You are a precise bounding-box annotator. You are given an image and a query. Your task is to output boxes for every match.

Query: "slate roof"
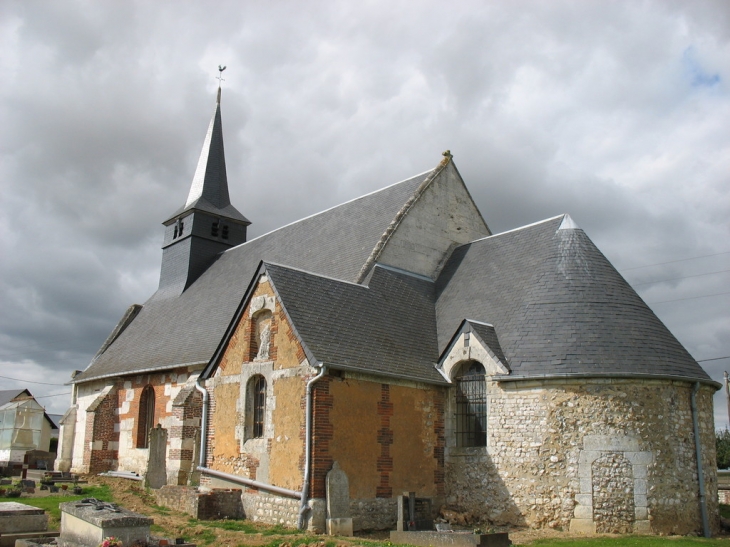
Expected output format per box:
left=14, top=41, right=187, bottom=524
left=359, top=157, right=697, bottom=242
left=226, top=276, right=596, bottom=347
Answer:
left=74, top=170, right=433, bottom=383
left=167, top=91, right=249, bottom=224
left=435, top=215, right=712, bottom=382
left=264, top=263, right=444, bottom=384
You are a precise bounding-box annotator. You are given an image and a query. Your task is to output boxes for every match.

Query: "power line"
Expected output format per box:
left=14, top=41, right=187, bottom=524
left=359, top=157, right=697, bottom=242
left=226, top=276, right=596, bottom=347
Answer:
left=35, top=392, right=71, bottom=399
left=0, top=375, right=65, bottom=386
left=649, top=291, right=730, bottom=305
left=632, top=268, right=730, bottom=288
left=620, top=251, right=730, bottom=272
left=697, top=356, right=730, bottom=363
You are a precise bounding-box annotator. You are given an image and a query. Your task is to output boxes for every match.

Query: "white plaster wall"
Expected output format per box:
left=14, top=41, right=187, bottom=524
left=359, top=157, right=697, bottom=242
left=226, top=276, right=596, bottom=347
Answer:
left=377, top=162, right=490, bottom=280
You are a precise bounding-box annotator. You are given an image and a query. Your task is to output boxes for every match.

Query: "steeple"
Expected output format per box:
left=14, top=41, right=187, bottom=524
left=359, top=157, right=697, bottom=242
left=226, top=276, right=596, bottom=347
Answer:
left=156, top=87, right=251, bottom=299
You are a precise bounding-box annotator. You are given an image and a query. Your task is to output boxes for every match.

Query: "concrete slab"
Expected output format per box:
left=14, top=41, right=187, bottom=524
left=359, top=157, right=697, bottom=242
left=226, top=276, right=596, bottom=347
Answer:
left=390, top=531, right=510, bottom=547
left=0, top=502, right=48, bottom=534
left=59, top=501, right=152, bottom=547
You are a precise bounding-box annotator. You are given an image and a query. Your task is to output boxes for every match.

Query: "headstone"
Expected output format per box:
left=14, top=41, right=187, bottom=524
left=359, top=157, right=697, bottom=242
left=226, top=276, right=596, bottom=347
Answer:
left=397, top=492, right=433, bottom=531
left=146, top=424, right=168, bottom=489
left=59, top=500, right=152, bottom=547
left=325, top=461, right=353, bottom=536
left=0, top=502, right=48, bottom=535
left=0, top=502, right=58, bottom=547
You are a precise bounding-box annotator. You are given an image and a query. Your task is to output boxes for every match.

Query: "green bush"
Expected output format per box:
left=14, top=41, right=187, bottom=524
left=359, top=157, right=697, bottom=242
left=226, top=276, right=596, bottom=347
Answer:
left=717, top=429, right=730, bottom=469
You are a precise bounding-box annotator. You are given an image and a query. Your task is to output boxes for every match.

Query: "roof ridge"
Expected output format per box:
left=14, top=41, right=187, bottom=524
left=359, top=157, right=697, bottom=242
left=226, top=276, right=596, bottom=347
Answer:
left=264, top=261, right=369, bottom=289
left=463, top=214, right=566, bottom=246
left=221, top=168, right=436, bottom=254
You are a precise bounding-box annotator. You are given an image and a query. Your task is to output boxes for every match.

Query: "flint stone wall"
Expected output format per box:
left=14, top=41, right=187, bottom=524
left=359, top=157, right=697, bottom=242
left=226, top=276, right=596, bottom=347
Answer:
left=445, top=378, right=719, bottom=536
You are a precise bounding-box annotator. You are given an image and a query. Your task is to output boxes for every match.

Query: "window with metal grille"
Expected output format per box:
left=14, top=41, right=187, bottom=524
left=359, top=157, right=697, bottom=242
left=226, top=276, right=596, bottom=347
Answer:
left=252, top=376, right=266, bottom=438
left=454, top=361, right=486, bottom=447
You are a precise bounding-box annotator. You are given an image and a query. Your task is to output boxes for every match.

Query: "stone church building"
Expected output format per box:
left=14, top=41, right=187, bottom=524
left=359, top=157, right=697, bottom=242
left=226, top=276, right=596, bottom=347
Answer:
left=57, top=88, right=720, bottom=536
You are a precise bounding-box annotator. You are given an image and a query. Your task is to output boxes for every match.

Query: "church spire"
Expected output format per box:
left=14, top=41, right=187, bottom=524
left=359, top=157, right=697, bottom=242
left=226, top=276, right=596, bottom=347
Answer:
left=156, top=84, right=250, bottom=300
left=172, top=86, right=249, bottom=223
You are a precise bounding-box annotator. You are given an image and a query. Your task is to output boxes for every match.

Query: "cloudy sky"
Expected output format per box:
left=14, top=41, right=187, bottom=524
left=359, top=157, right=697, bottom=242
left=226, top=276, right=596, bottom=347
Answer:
left=1, top=1, right=728, bottom=425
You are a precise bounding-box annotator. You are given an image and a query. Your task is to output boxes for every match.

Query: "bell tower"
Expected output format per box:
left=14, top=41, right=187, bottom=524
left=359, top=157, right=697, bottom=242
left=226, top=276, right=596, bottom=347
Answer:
left=156, top=87, right=250, bottom=299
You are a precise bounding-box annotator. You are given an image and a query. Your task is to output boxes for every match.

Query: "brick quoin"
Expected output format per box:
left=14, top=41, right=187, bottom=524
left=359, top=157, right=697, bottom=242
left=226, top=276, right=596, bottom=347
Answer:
left=376, top=384, right=393, bottom=498
left=310, top=376, right=334, bottom=499
left=87, top=385, right=121, bottom=473
left=433, top=389, right=446, bottom=496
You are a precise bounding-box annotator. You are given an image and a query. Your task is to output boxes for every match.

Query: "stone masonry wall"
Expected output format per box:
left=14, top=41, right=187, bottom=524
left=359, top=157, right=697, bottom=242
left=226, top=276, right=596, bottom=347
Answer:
left=444, top=378, right=719, bottom=536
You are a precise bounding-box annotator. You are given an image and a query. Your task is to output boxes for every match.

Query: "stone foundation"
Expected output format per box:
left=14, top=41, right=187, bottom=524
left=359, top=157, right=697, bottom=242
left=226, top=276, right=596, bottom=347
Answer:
left=153, top=486, right=243, bottom=520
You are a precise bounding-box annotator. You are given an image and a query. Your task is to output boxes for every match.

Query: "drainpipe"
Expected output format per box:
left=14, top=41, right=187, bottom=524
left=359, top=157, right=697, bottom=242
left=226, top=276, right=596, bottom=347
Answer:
left=691, top=381, right=710, bottom=538
left=194, top=376, right=209, bottom=467
left=297, top=364, right=328, bottom=530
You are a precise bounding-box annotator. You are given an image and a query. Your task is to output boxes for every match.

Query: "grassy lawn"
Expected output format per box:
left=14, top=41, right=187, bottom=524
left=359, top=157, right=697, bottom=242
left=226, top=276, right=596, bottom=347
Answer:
left=525, top=539, right=730, bottom=546
left=3, top=484, right=730, bottom=547
left=0, top=485, right=113, bottom=528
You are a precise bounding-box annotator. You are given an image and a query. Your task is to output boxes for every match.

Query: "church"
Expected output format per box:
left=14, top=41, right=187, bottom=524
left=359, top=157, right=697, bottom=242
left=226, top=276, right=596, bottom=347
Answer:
left=57, top=87, right=720, bottom=536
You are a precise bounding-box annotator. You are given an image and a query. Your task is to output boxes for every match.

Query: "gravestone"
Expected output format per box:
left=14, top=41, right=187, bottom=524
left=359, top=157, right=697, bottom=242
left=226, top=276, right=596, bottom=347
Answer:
left=325, top=461, right=353, bottom=536
left=59, top=499, right=152, bottom=547
left=146, top=424, right=168, bottom=489
left=0, top=502, right=58, bottom=547
left=397, top=492, right=433, bottom=531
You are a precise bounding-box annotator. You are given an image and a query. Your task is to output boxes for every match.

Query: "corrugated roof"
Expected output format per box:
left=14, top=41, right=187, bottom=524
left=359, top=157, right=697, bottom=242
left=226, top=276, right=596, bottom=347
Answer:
left=435, top=215, right=712, bottom=382
left=74, top=170, right=433, bottom=383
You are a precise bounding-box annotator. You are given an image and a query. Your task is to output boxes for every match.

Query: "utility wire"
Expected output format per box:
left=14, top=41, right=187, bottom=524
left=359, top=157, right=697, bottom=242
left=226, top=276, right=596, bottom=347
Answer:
left=0, top=375, right=65, bottom=386
left=632, top=268, right=730, bottom=288
left=697, top=356, right=730, bottom=363
left=648, top=291, right=730, bottom=305
left=35, top=392, right=71, bottom=399
left=620, top=251, right=730, bottom=272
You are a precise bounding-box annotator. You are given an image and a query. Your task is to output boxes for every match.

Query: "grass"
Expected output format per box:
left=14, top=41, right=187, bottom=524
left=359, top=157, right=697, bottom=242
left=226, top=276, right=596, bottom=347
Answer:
left=0, top=485, right=113, bottom=528
left=525, top=539, right=730, bottom=546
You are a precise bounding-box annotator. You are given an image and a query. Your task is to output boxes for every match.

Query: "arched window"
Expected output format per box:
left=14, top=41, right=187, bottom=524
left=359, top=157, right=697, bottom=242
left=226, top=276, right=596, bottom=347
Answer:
left=136, top=385, right=155, bottom=448
left=454, top=361, right=486, bottom=447
left=251, top=376, right=266, bottom=438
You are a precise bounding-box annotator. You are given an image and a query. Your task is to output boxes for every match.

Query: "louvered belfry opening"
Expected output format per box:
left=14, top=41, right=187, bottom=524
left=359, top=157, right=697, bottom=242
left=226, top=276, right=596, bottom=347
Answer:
left=455, top=361, right=486, bottom=447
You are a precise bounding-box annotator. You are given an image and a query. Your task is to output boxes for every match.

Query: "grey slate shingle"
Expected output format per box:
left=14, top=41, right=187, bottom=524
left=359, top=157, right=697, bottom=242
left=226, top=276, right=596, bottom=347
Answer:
left=74, top=171, right=433, bottom=383
left=435, top=216, right=711, bottom=381
left=265, top=263, right=443, bottom=384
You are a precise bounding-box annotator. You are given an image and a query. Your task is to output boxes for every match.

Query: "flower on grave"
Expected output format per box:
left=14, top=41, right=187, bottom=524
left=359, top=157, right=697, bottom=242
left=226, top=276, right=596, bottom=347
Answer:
left=99, top=536, right=123, bottom=547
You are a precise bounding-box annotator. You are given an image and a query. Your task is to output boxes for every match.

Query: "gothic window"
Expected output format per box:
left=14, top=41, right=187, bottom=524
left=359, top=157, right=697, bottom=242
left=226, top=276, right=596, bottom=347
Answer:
left=136, top=385, right=156, bottom=449
left=249, top=375, right=266, bottom=439
left=454, top=361, right=486, bottom=447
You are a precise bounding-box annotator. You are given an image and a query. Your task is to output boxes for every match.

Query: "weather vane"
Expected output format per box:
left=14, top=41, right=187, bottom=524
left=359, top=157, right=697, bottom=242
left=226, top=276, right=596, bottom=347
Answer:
left=217, top=65, right=227, bottom=86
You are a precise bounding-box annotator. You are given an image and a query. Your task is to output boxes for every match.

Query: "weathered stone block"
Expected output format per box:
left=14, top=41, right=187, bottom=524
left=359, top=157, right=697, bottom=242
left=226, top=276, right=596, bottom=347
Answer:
left=634, top=520, right=652, bottom=534
left=0, top=502, right=48, bottom=534
left=574, top=494, right=592, bottom=506
left=569, top=518, right=596, bottom=534
left=573, top=505, right=593, bottom=520
left=59, top=501, right=152, bottom=547
left=635, top=506, right=648, bottom=520
left=583, top=435, right=640, bottom=452
left=327, top=517, right=353, bottom=536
